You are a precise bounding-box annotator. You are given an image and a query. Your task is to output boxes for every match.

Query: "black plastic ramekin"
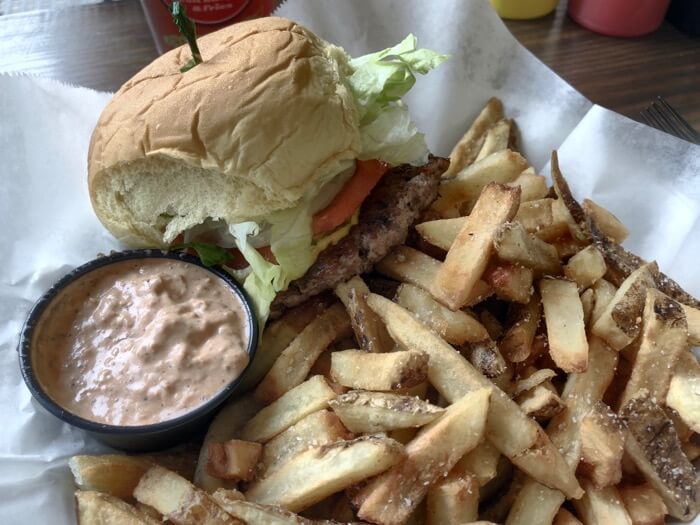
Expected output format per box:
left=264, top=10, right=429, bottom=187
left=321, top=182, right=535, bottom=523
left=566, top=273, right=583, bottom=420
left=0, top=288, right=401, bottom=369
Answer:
left=18, top=249, right=258, bottom=451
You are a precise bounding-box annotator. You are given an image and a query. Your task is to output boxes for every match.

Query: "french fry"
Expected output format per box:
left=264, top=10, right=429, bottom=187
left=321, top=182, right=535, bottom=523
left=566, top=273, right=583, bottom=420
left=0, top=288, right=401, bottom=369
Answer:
left=335, top=276, right=393, bottom=353
left=550, top=151, right=592, bottom=244
left=426, top=473, right=479, bottom=525
left=451, top=440, right=501, bottom=486
left=395, top=284, right=490, bottom=344
left=433, top=183, right=521, bottom=310
left=516, top=382, right=564, bottom=420
left=239, top=297, right=328, bottom=392
left=505, top=337, right=618, bottom=525
left=443, top=97, right=504, bottom=179
left=508, top=170, right=549, bottom=202
left=134, top=466, right=241, bottom=525
left=329, top=348, right=428, bottom=391
left=467, top=339, right=507, bottom=378
left=591, top=278, right=617, bottom=325
left=501, top=295, right=541, bottom=362
left=553, top=508, right=583, bottom=525
left=212, top=490, right=323, bottom=525
left=483, top=261, right=534, bottom=304
left=666, top=351, right=700, bottom=433
left=193, top=395, right=263, bottom=492
left=329, top=390, right=444, bottom=433
left=578, top=402, right=625, bottom=488
left=515, top=198, right=569, bottom=241
left=572, top=479, right=633, bottom=525
left=414, top=217, right=464, bottom=251
left=494, top=222, right=562, bottom=275
left=582, top=198, right=629, bottom=244
left=255, top=304, right=351, bottom=403
left=540, top=278, right=589, bottom=372
left=619, top=289, right=688, bottom=408
left=377, top=245, right=492, bottom=307
left=75, top=490, right=162, bottom=525
left=618, top=483, right=667, bottom=525
left=246, top=436, right=405, bottom=512
left=355, top=388, right=491, bottom=525
left=366, top=293, right=582, bottom=499
left=206, top=439, right=262, bottom=482
left=434, top=150, right=527, bottom=216
left=479, top=310, right=504, bottom=339
left=69, top=455, right=153, bottom=501
left=564, top=245, right=607, bottom=290
left=620, top=394, right=700, bottom=521
left=591, top=262, right=658, bottom=351
left=512, top=368, right=557, bottom=397
left=260, top=409, right=350, bottom=477
left=241, top=376, right=337, bottom=443
left=682, top=303, right=700, bottom=346
left=580, top=287, right=595, bottom=327
left=476, top=119, right=513, bottom=161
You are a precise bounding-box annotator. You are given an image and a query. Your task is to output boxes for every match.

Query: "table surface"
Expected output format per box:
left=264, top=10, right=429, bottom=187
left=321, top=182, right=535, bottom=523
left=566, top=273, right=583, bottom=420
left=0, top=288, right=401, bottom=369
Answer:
left=0, top=0, right=698, bottom=129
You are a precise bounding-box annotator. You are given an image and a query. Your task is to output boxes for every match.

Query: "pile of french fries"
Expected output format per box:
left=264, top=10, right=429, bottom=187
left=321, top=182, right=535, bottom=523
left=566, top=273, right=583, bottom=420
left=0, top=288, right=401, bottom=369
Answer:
left=70, top=98, right=700, bottom=525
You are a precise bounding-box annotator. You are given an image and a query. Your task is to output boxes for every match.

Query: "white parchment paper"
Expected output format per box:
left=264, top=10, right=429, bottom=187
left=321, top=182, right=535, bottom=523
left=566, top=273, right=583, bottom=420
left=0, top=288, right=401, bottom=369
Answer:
left=0, top=1, right=698, bottom=523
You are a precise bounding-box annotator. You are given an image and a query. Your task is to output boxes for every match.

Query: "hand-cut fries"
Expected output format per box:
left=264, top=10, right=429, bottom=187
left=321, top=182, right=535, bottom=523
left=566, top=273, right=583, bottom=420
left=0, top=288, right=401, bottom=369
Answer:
left=67, top=99, right=700, bottom=525
left=76, top=490, right=162, bottom=525
left=572, top=479, right=633, bottom=525
left=433, top=183, right=521, bottom=310
left=483, top=261, right=534, bottom=304
left=564, top=245, right=606, bottom=289
left=500, top=294, right=541, bottom=362
left=621, top=394, right=700, bottom=520
left=395, top=283, right=490, bottom=344
left=619, top=289, right=687, bottom=408
left=329, top=390, right=444, bottom=433
left=366, top=293, right=582, bottom=499
left=508, top=169, right=549, bottom=202
left=329, top=348, right=428, bottom=391
left=255, top=304, right=351, bottom=403
left=246, top=436, right=405, bottom=512
left=241, top=375, right=337, bottom=443
left=443, top=97, right=504, bottom=179
left=582, top=198, right=629, bottom=244
left=134, top=466, right=240, bottom=525
left=426, top=473, right=479, bottom=525
left=591, top=262, right=658, bottom=350
left=206, top=439, right=262, bottom=482
left=494, top=222, right=561, bottom=275
left=666, top=351, right=700, bottom=433
left=355, top=388, right=491, bottom=525
left=539, top=278, right=588, bottom=372
left=578, top=402, right=625, bottom=488
left=259, top=409, right=350, bottom=477
left=335, top=276, right=394, bottom=353
left=618, top=483, right=668, bottom=525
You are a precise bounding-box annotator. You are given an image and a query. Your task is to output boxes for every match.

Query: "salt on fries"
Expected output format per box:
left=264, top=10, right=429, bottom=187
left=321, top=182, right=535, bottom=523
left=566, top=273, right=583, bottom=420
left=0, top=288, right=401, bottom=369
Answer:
left=68, top=98, right=700, bottom=525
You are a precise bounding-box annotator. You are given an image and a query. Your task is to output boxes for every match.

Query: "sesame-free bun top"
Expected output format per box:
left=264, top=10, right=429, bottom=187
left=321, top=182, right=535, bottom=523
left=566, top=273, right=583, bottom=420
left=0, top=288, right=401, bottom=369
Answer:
left=88, top=17, right=360, bottom=247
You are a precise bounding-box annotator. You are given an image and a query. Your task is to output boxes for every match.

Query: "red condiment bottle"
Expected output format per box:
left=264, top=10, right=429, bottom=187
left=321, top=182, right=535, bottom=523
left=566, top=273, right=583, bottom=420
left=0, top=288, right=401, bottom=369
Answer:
left=568, top=0, right=672, bottom=37
left=141, top=0, right=276, bottom=54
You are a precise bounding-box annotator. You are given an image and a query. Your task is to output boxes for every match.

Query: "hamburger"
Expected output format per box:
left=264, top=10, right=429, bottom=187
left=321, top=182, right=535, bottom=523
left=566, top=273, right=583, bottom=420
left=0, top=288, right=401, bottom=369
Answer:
left=88, top=17, right=448, bottom=320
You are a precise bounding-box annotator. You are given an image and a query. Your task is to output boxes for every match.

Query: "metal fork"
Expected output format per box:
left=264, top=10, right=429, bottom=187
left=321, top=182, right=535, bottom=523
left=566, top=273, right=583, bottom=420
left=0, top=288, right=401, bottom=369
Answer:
left=639, top=96, right=700, bottom=145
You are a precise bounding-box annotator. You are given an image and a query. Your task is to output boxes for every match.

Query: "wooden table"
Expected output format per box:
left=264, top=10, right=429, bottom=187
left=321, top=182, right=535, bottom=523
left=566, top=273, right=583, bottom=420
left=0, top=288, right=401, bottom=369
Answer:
left=1, top=0, right=698, bottom=129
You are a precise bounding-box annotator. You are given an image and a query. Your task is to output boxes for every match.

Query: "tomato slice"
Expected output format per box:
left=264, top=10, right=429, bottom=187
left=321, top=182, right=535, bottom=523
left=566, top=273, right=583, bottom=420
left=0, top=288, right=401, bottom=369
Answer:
left=312, top=159, right=389, bottom=237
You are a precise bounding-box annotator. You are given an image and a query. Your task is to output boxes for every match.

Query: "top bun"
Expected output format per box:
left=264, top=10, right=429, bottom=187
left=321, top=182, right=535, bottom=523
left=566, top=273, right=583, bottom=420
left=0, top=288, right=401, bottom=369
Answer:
left=88, top=17, right=360, bottom=247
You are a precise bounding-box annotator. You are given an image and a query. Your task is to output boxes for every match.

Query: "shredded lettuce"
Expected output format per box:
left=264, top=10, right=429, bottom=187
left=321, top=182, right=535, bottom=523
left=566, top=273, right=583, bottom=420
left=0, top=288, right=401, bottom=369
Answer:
left=229, top=35, right=447, bottom=322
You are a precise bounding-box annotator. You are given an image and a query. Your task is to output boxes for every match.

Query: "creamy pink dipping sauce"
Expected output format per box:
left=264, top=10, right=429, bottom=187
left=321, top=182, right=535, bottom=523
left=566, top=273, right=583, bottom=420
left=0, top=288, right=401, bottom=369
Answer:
left=32, top=258, right=250, bottom=426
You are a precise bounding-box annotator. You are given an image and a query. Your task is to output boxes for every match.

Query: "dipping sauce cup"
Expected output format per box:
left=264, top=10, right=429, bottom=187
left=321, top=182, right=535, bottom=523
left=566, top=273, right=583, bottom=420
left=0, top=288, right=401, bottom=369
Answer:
left=18, top=250, right=257, bottom=451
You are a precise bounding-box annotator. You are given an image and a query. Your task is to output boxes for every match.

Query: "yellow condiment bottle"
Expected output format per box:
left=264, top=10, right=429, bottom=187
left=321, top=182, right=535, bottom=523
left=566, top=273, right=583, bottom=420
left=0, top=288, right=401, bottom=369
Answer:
left=490, top=0, right=559, bottom=19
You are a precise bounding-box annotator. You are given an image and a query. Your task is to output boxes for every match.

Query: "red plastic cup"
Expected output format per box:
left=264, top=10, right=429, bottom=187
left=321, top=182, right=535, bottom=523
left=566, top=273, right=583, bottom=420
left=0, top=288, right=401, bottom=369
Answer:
left=141, top=0, right=275, bottom=54
left=568, top=0, right=671, bottom=37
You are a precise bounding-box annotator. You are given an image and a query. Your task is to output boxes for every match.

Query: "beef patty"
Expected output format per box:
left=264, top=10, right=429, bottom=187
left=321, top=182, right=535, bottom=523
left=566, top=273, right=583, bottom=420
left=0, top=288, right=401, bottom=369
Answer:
left=271, top=156, right=449, bottom=316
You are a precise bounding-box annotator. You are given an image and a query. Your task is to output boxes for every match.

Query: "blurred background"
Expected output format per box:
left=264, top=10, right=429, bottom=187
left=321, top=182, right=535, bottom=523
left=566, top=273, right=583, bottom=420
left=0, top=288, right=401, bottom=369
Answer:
left=0, top=0, right=697, bottom=131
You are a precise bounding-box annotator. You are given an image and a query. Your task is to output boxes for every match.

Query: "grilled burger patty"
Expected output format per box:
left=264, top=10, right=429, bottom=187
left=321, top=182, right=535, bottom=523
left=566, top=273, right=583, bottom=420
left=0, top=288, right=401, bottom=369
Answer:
left=271, top=156, right=449, bottom=316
